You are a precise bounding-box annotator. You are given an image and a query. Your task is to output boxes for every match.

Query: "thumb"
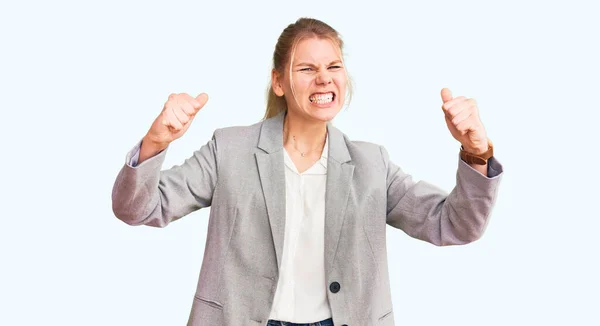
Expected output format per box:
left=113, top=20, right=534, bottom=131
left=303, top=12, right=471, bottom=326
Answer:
left=441, top=88, right=453, bottom=103
left=195, top=93, right=209, bottom=111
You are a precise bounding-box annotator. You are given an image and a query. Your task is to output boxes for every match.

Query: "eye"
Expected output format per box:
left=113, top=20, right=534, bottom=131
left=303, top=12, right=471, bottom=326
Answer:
left=328, top=65, right=343, bottom=70
left=299, top=67, right=313, bottom=71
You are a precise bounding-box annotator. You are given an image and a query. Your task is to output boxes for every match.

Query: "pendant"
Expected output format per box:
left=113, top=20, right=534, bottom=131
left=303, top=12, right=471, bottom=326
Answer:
left=301, top=153, right=305, bottom=157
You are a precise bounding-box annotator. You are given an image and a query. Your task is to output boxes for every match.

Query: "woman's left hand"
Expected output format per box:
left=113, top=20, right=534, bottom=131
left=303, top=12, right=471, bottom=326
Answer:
left=440, top=88, right=489, bottom=154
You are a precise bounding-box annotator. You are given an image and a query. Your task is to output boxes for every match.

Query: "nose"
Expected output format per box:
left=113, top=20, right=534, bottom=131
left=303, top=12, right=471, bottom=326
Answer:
left=316, top=70, right=332, bottom=85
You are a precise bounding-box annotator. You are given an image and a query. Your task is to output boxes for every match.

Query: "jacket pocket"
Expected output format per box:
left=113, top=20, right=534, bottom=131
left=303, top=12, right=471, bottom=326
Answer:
left=378, top=310, right=393, bottom=323
left=188, top=295, right=224, bottom=325
left=194, top=295, right=224, bottom=310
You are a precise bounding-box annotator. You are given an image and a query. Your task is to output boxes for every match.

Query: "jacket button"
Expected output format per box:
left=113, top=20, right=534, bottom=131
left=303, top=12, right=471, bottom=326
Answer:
left=329, top=281, right=340, bottom=293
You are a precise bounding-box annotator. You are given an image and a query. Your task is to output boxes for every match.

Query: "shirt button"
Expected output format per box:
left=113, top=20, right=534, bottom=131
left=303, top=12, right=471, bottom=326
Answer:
left=329, top=281, right=340, bottom=293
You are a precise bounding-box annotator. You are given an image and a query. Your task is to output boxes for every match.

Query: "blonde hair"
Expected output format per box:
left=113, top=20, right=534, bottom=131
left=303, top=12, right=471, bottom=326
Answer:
left=263, top=17, right=353, bottom=120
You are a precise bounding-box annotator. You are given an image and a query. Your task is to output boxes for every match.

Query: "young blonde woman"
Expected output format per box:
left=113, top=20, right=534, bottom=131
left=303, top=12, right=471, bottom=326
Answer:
left=112, top=17, right=503, bottom=326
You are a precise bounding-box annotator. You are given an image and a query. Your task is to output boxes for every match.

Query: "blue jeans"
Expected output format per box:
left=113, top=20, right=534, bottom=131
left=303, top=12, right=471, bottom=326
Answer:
left=266, top=317, right=334, bottom=326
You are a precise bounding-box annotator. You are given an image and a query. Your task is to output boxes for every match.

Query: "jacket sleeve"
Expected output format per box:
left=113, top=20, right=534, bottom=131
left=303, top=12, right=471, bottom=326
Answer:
left=111, top=131, right=220, bottom=228
left=381, top=145, right=503, bottom=246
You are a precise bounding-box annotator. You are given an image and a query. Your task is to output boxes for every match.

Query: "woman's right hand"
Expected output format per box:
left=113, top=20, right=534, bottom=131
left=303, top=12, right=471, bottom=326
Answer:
left=144, top=92, right=209, bottom=148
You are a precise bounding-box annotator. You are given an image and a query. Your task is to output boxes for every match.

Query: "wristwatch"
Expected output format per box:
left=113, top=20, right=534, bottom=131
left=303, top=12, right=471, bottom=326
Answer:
left=460, top=139, right=493, bottom=165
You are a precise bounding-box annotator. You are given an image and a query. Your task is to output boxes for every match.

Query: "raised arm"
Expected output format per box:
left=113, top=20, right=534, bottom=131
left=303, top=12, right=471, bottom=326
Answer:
left=384, top=88, right=504, bottom=245
left=111, top=92, right=218, bottom=228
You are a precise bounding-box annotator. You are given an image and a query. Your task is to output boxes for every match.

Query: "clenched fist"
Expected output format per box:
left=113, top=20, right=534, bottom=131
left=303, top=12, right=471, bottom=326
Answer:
left=145, top=92, right=209, bottom=147
left=440, top=88, right=488, bottom=154
left=136, top=93, right=208, bottom=164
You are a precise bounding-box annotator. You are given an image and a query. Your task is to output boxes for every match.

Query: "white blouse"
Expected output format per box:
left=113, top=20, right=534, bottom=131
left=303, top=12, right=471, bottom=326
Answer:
left=267, top=134, right=331, bottom=323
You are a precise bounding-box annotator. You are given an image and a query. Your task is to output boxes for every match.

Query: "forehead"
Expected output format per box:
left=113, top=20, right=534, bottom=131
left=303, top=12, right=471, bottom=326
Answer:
left=292, top=37, right=341, bottom=64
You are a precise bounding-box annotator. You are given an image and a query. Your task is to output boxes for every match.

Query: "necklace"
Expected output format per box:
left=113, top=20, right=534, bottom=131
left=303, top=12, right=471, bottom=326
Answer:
left=284, top=128, right=326, bottom=157
left=291, top=135, right=324, bottom=157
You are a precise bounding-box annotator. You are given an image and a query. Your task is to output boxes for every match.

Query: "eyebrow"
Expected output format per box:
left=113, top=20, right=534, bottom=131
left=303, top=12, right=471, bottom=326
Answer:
left=294, top=60, right=343, bottom=67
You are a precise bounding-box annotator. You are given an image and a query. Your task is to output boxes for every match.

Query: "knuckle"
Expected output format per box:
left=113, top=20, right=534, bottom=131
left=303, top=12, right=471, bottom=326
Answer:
left=182, top=103, right=193, bottom=113
left=166, top=101, right=177, bottom=111
left=173, top=108, right=183, bottom=118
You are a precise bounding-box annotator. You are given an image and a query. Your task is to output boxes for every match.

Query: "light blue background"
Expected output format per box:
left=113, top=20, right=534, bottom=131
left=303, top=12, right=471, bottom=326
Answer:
left=1, top=0, right=598, bottom=325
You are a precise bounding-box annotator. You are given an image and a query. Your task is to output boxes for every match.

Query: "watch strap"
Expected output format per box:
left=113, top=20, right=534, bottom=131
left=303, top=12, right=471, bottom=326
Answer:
left=460, top=139, right=493, bottom=165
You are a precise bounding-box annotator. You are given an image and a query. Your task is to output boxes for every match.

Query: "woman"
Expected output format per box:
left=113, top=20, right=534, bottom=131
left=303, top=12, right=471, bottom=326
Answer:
left=112, top=17, right=503, bottom=326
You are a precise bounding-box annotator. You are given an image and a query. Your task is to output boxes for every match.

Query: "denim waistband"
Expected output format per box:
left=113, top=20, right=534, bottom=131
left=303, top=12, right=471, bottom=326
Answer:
left=267, top=317, right=334, bottom=326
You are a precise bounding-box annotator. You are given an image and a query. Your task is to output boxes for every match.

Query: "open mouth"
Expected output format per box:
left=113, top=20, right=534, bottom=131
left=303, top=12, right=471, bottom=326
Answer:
left=309, top=92, right=335, bottom=104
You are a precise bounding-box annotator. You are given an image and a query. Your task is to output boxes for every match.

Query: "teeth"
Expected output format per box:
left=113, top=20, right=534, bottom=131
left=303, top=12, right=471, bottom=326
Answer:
left=309, top=92, right=334, bottom=104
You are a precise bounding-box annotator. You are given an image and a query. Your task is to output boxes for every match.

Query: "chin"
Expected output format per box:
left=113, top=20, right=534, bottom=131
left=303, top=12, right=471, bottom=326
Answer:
left=308, top=107, right=340, bottom=122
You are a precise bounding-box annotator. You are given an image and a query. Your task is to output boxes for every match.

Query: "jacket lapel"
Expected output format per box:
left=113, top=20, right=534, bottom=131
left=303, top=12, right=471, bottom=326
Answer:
left=323, top=123, right=354, bottom=275
left=255, top=112, right=286, bottom=271
left=255, top=111, right=354, bottom=276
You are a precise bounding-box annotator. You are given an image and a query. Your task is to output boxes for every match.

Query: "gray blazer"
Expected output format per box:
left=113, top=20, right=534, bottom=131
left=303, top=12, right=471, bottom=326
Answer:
left=112, top=111, right=503, bottom=325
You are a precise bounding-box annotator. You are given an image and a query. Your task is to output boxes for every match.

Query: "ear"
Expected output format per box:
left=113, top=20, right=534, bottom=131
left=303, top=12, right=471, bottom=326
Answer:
left=271, top=69, right=285, bottom=97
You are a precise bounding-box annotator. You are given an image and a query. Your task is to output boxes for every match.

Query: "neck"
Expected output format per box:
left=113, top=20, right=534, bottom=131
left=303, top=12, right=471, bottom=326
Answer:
left=283, top=111, right=328, bottom=154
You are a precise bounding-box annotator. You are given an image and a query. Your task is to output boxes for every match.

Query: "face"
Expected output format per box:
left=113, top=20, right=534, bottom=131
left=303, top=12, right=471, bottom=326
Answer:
left=272, top=37, right=347, bottom=123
